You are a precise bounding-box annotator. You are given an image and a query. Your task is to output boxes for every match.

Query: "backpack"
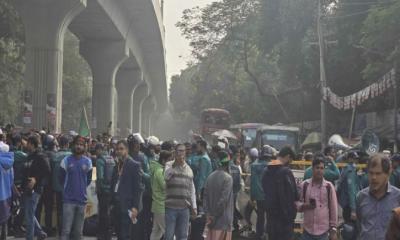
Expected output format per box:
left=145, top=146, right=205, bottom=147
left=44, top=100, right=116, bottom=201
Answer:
left=336, top=168, right=350, bottom=208
left=103, top=155, right=116, bottom=185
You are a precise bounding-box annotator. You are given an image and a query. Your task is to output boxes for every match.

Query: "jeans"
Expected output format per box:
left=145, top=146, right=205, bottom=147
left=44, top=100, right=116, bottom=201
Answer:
left=302, top=231, right=329, bottom=240
left=24, top=192, right=45, bottom=240
left=165, top=208, right=190, bottom=240
left=150, top=213, right=165, bottom=240
left=97, top=192, right=112, bottom=240
left=60, top=203, right=85, bottom=240
left=131, top=192, right=152, bottom=240
left=266, top=214, right=294, bottom=240
left=256, top=200, right=267, bottom=238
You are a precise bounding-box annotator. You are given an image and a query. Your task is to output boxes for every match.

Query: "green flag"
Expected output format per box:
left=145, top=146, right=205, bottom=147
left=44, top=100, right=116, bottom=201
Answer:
left=78, top=107, right=91, bottom=137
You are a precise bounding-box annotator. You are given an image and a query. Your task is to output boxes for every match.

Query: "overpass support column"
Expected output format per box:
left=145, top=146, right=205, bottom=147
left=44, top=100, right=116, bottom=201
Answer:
left=80, top=41, right=128, bottom=135
left=132, top=83, right=149, bottom=133
left=141, top=96, right=156, bottom=138
left=115, top=68, right=141, bottom=137
left=13, top=0, right=86, bottom=132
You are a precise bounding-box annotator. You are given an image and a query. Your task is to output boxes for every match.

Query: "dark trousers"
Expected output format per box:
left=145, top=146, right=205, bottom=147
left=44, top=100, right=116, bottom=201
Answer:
left=113, top=199, right=132, bottom=240
left=342, top=207, right=358, bottom=240
left=233, top=193, right=242, bottom=230
left=55, top=191, right=63, bottom=235
left=266, top=214, right=294, bottom=240
left=131, top=192, right=152, bottom=240
left=97, top=192, right=112, bottom=240
left=256, top=201, right=267, bottom=238
left=0, top=223, right=7, bottom=240
left=36, top=186, right=54, bottom=231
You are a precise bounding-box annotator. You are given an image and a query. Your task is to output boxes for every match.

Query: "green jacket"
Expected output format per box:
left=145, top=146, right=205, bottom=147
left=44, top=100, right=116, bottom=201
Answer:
left=341, top=164, right=360, bottom=211
left=304, top=159, right=340, bottom=184
left=53, top=150, right=71, bottom=192
left=149, top=160, right=165, bottom=214
left=250, top=159, right=267, bottom=201
left=13, top=150, right=28, bottom=186
left=96, top=153, right=116, bottom=193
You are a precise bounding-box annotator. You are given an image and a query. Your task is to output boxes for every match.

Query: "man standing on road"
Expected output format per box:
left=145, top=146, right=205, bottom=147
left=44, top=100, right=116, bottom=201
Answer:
left=112, top=140, right=142, bottom=240
left=190, top=139, right=212, bottom=201
left=356, top=154, right=400, bottom=240
left=95, top=143, right=115, bottom=240
left=262, top=146, right=298, bottom=240
left=203, top=151, right=234, bottom=240
left=60, top=136, right=93, bottom=240
left=298, top=154, right=338, bottom=240
left=164, top=143, right=197, bottom=240
left=24, top=135, right=50, bottom=240
left=250, top=145, right=275, bottom=240
left=304, top=146, right=340, bottom=185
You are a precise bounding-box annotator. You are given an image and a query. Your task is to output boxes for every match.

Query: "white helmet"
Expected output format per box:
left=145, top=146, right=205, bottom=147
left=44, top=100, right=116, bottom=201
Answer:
left=249, top=148, right=259, bottom=158
left=147, top=136, right=160, bottom=146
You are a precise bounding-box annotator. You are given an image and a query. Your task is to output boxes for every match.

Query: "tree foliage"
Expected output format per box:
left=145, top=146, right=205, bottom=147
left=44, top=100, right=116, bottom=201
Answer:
left=171, top=0, right=400, bottom=128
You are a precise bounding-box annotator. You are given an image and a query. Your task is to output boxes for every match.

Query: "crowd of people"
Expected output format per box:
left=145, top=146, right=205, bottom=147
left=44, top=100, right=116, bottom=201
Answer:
left=0, top=126, right=400, bottom=240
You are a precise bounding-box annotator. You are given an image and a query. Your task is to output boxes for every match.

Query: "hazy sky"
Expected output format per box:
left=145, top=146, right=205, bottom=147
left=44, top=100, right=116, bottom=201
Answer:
left=164, top=0, right=215, bottom=82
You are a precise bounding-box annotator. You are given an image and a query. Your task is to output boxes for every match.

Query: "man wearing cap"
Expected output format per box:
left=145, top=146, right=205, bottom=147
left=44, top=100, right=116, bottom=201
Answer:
left=95, top=143, right=116, bottom=240
left=203, top=151, right=234, bottom=240
left=390, top=154, right=400, bottom=188
left=59, top=136, right=93, bottom=240
left=250, top=145, right=275, bottom=240
left=262, top=146, right=298, bottom=240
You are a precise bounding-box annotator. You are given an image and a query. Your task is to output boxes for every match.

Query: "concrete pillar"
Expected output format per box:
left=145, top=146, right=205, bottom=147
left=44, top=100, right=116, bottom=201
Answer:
left=132, top=83, right=149, bottom=133
left=141, top=96, right=156, bottom=137
left=13, top=0, right=86, bottom=132
left=80, top=40, right=128, bottom=135
left=115, top=68, right=142, bottom=137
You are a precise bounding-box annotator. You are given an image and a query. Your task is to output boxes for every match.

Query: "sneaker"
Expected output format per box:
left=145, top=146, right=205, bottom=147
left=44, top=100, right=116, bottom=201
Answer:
left=37, top=231, right=47, bottom=240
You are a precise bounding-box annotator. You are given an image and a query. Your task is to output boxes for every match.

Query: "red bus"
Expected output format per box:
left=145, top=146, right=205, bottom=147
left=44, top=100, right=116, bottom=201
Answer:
left=200, top=108, right=231, bottom=139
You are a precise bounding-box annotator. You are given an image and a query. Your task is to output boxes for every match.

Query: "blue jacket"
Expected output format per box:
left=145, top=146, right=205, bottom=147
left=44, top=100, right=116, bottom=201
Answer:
left=60, top=155, right=93, bottom=205
left=0, top=152, right=14, bottom=224
left=190, top=153, right=212, bottom=194
left=250, top=159, right=267, bottom=201
left=112, top=157, right=143, bottom=211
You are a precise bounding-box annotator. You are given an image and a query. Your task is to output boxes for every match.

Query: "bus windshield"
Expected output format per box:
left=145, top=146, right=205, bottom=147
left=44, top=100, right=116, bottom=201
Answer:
left=261, top=130, right=298, bottom=150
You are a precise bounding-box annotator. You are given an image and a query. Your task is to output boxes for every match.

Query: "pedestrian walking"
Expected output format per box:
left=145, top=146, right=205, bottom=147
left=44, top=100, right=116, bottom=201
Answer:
left=95, top=143, right=115, bottom=240
left=356, top=154, right=400, bottom=240
left=262, top=146, right=298, bottom=240
left=59, top=135, right=93, bottom=240
left=0, top=135, right=14, bottom=240
left=203, top=151, right=234, bottom=240
left=298, top=154, right=338, bottom=240
left=164, top=143, right=197, bottom=240
left=149, top=150, right=171, bottom=240
left=112, top=140, right=143, bottom=240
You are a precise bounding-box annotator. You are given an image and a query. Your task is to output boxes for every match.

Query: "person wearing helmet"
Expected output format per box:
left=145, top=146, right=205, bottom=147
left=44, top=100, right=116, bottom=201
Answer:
left=336, top=151, right=361, bottom=228
left=390, top=154, right=400, bottom=188
left=128, top=134, right=151, bottom=240
left=189, top=139, right=212, bottom=201
left=95, top=143, right=116, bottom=240
left=262, top=146, right=298, bottom=240
left=203, top=150, right=234, bottom=240
left=250, top=145, right=274, bottom=240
